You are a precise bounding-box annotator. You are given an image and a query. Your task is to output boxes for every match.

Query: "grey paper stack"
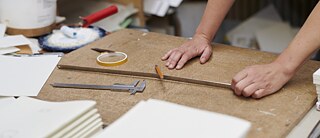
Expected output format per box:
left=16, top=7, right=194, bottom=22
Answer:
left=313, top=69, right=320, bottom=111
left=0, top=97, right=103, bottom=138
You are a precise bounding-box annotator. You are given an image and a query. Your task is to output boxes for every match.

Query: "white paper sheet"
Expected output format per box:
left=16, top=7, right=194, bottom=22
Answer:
left=0, top=35, right=31, bottom=48
left=96, top=99, right=251, bottom=138
left=52, top=109, right=98, bottom=137
left=313, top=68, right=320, bottom=85
left=144, top=0, right=183, bottom=17
left=144, top=0, right=170, bottom=17
left=168, top=0, right=183, bottom=7
left=0, top=34, right=39, bottom=54
left=28, top=38, right=41, bottom=54
left=0, top=55, right=61, bottom=96
left=65, top=117, right=102, bottom=138
left=0, top=24, right=6, bottom=38
left=0, top=47, right=20, bottom=55
left=157, top=0, right=170, bottom=17
left=144, top=0, right=163, bottom=15
left=0, top=97, right=96, bottom=138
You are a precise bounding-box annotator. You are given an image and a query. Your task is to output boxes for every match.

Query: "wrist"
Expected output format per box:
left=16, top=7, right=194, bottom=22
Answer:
left=193, top=32, right=211, bottom=44
left=272, top=59, right=296, bottom=77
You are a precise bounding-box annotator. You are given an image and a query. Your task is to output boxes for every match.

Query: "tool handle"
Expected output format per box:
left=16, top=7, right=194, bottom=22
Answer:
left=82, top=5, right=118, bottom=27
left=91, top=48, right=115, bottom=53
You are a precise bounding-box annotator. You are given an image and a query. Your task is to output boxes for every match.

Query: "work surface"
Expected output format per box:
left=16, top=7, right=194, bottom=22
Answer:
left=38, top=29, right=320, bottom=137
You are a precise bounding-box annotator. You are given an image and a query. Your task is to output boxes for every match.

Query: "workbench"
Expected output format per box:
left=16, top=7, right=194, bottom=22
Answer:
left=37, top=29, right=320, bottom=137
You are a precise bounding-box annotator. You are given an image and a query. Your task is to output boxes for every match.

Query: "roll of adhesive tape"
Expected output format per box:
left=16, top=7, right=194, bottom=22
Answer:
left=96, top=52, right=128, bottom=66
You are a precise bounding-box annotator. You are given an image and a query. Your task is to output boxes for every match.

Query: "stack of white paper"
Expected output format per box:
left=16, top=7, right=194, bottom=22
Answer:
left=144, top=0, right=183, bottom=17
left=0, top=55, right=61, bottom=96
left=0, top=35, right=26, bottom=54
left=312, top=69, right=320, bottom=111
left=0, top=23, right=40, bottom=55
left=96, top=99, right=251, bottom=138
left=0, top=97, right=103, bottom=138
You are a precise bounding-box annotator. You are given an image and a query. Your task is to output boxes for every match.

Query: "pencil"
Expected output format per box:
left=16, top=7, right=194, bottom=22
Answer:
left=155, top=65, right=164, bottom=79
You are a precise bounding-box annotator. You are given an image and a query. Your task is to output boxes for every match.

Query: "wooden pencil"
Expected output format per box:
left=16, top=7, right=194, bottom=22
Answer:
left=155, top=65, right=164, bottom=79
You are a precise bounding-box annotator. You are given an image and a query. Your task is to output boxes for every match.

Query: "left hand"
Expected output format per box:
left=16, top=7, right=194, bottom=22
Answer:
left=161, top=34, right=212, bottom=70
left=231, top=62, right=294, bottom=99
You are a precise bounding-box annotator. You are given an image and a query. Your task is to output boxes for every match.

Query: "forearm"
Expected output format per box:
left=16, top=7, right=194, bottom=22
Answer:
left=195, top=0, right=234, bottom=41
left=275, top=1, right=320, bottom=74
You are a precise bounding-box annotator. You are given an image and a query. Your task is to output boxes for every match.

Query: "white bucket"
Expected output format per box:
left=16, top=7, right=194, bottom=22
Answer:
left=0, top=0, right=57, bottom=36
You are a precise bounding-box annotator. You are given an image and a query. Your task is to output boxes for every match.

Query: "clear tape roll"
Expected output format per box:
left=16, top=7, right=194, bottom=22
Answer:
left=96, top=52, right=128, bottom=66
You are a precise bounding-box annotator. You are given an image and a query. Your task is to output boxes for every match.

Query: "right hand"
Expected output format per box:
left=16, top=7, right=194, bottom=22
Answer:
left=161, top=34, right=213, bottom=70
left=231, top=62, right=294, bottom=98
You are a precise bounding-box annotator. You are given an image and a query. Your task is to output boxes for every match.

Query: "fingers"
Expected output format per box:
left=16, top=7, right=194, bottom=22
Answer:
left=200, top=47, right=212, bottom=64
left=235, top=81, right=267, bottom=98
left=161, top=50, right=173, bottom=61
left=233, top=77, right=253, bottom=96
left=167, top=51, right=183, bottom=69
left=176, top=54, right=193, bottom=69
left=242, top=83, right=260, bottom=97
left=231, top=70, right=248, bottom=90
left=162, top=39, right=212, bottom=69
left=252, top=89, right=266, bottom=99
left=163, top=46, right=199, bottom=70
left=231, top=63, right=291, bottom=99
left=232, top=70, right=265, bottom=98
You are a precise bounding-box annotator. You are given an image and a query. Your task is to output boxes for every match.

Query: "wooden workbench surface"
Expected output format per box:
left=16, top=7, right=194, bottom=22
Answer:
left=37, top=29, right=320, bottom=137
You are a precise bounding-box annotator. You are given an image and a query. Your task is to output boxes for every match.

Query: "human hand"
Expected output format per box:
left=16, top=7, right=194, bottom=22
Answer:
left=231, top=62, right=294, bottom=99
left=161, top=34, right=213, bottom=70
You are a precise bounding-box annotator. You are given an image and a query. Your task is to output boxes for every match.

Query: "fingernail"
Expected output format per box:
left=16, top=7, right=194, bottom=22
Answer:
left=166, top=62, right=169, bottom=66
left=176, top=65, right=181, bottom=69
left=235, top=91, right=241, bottom=96
left=200, top=58, right=205, bottom=63
left=169, top=64, right=174, bottom=68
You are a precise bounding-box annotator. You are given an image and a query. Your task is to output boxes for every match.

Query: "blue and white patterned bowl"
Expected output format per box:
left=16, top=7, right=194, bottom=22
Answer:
left=38, top=26, right=106, bottom=53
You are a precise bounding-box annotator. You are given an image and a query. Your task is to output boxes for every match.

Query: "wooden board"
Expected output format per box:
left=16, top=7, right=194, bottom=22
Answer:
left=38, top=67, right=317, bottom=138
left=58, top=29, right=318, bottom=88
left=47, top=29, right=320, bottom=137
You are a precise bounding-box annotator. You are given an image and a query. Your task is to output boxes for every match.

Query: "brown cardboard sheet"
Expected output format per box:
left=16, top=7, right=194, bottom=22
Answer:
left=38, top=29, right=320, bottom=137
left=38, top=67, right=317, bottom=138
left=58, top=29, right=278, bottom=86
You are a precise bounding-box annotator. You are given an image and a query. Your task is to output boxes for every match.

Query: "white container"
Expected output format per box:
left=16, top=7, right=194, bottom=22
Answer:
left=0, top=0, right=57, bottom=36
